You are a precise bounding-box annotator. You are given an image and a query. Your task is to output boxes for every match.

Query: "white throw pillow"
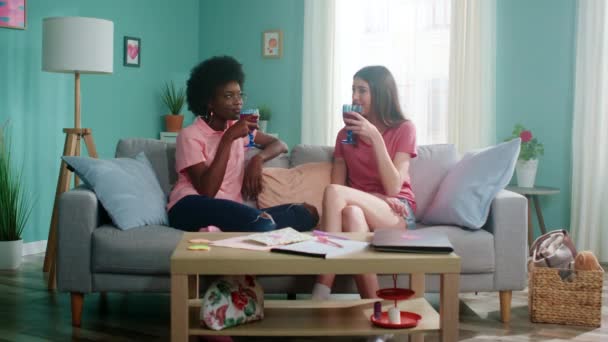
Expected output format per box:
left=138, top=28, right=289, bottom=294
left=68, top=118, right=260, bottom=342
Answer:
left=422, top=139, right=521, bottom=229
left=62, top=152, right=168, bottom=230
left=409, top=144, right=460, bottom=219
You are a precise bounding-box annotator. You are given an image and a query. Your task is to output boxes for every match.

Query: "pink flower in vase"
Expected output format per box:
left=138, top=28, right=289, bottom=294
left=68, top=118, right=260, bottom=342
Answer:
left=520, top=130, right=533, bottom=142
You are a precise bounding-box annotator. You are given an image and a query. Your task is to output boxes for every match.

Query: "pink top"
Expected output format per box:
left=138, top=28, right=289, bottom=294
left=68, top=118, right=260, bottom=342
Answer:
left=334, top=120, right=418, bottom=212
left=167, top=117, right=251, bottom=210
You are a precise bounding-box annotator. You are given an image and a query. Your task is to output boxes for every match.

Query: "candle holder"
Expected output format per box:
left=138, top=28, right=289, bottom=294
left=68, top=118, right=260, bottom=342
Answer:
left=370, top=274, right=422, bottom=329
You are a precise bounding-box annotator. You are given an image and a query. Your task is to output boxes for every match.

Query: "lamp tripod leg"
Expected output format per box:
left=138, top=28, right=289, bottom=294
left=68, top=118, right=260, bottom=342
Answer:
left=44, top=132, right=78, bottom=290
left=74, top=135, right=81, bottom=187
left=83, top=132, right=98, bottom=158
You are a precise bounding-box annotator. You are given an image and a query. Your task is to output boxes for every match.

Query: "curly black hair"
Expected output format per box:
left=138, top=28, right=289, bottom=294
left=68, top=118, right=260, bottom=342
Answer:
left=186, top=56, right=245, bottom=119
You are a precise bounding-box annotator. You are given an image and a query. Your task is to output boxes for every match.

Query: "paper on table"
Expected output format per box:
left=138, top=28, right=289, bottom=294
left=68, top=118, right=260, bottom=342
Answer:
left=247, top=227, right=313, bottom=246
left=271, top=238, right=369, bottom=258
left=211, top=235, right=274, bottom=251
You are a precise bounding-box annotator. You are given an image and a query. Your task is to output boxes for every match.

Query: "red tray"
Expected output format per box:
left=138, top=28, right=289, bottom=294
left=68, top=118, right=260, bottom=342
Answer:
left=370, top=311, right=422, bottom=329
left=376, top=288, right=415, bottom=301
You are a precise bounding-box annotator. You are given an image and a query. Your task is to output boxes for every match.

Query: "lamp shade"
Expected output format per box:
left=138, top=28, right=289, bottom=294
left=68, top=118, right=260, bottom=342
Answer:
left=42, top=17, right=113, bottom=74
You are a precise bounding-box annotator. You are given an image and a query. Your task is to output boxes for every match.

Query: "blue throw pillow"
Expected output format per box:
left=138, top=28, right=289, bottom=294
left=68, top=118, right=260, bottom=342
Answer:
left=421, top=138, right=521, bottom=229
left=62, top=152, right=168, bottom=230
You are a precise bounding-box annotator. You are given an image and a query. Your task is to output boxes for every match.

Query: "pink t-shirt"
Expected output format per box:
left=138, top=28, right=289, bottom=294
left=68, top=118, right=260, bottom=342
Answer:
left=167, top=117, right=250, bottom=210
left=334, top=120, right=418, bottom=213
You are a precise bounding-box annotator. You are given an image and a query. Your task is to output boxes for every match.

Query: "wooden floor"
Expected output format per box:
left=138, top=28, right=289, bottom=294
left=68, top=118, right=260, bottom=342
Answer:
left=1, top=254, right=607, bottom=341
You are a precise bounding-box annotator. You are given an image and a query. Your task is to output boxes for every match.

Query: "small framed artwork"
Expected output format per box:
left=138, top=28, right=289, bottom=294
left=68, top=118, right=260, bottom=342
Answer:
left=262, top=30, right=282, bottom=58
left=123, top=36, right=141, bottom=67
left=0, top=0, right=26, bottom=30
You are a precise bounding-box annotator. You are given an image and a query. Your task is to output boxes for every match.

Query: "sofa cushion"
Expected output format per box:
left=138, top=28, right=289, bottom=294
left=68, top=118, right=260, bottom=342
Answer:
left=413, top=225, right=495, bottom=273
left=116, top=138, right=176, bottom=195
left=63, top=152, right=168, bottom=230
left=409, top=144, right=460, bottom=219
left=422, top=139, right=520, bottom=229
left=290, top=144, right=334, bottom=167
left=257, top=162, right=332, bottom=217
left=246, top=147, right=290, bottom=168
left=92, top=225, right=182, bottom=275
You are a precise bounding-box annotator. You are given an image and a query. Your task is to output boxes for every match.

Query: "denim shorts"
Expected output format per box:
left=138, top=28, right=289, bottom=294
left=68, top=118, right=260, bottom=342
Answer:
left=398, top=198, right=417, bottom=230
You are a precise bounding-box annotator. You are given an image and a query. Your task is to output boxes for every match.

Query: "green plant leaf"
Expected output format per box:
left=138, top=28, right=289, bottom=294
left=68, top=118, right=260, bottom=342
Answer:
left=161, top=81, right=185, bottom=115
left=505, top=123, right=544, bottom=161
left=0, top=122, right=34, bottom=241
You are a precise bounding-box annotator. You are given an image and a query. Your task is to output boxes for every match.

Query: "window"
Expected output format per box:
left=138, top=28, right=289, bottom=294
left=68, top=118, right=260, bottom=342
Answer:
left=334, top=0, right=451, bottom=145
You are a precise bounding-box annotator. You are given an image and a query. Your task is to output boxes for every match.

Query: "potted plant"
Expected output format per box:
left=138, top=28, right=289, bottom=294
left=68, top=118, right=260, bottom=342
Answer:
left=0, top=122, right=33, bottom=270
left=257, top=104, right=272, bottom=133
left=506, top=124, right=544, bottom=187
left=161, top=81, right=186, bottom=132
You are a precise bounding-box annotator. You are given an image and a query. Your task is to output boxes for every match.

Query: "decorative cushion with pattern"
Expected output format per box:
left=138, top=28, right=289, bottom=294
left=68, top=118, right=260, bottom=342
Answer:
left=200, top=276, right=264, bottom=330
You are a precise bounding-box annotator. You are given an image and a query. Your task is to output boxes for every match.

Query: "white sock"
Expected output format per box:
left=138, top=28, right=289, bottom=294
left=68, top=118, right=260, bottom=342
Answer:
left=311, top=283, right=331, bottom=300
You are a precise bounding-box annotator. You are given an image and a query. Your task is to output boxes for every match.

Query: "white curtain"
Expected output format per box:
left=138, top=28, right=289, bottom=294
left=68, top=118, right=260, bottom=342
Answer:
left=447, top=0, right=496, bottom=153
left=332, top=0, right=452, bottom=146
left=570, top=0, right=608, bottom=262
left=302, top=0, right=495, bottom=149
left=301, top=0, right=339, bottom=146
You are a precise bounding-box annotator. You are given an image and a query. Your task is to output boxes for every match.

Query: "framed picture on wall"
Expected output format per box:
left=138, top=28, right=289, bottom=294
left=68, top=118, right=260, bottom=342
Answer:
left=0, top=0, right=26, bottom=30
left=123, top=36, right=141, bottom=67
left=262, top=30, right=282, bottom=58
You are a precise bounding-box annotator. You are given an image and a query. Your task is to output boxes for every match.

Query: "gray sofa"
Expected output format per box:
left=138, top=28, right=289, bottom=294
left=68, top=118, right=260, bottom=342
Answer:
left=57, top=138, right=527, bottom=327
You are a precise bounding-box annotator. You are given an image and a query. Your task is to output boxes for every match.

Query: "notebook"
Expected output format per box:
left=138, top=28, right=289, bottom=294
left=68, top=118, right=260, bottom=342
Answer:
left=246, top=227, right=313, bottom=246
left=371, top=228, right=454, bottom=253
left=270, top=238, right=369, bottom=258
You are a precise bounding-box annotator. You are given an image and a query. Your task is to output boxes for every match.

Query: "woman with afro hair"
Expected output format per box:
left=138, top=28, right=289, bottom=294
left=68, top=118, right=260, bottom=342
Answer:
left=167, top=56, right=319, bottom=232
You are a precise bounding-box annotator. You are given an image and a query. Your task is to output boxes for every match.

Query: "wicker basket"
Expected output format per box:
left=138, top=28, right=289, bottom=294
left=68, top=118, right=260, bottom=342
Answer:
left=528, top=266, right=604, bottom=327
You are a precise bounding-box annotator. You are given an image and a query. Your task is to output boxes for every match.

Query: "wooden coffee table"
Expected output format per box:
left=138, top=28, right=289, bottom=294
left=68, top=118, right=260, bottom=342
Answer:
left=170, top=232, right=461, bottom=342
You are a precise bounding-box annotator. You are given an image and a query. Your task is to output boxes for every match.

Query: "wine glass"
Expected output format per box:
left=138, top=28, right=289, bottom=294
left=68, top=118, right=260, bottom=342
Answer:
left=341, top=104, right=362, bottom=144
left=240, top=108, right=260, bottom=148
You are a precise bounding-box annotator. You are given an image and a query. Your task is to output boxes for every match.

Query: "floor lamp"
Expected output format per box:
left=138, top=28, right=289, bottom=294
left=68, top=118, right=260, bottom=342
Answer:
left=41, top=17, right=114, bottom=291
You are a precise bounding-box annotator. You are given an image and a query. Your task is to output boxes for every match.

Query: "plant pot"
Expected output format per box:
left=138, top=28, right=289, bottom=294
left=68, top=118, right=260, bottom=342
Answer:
left=258, top=120, right=268, bottom=133
left=516, top=159, right=538, bottom=188
left=0, top=239, right=23, bottom=270
left=165, top=114, right=184, bottom=132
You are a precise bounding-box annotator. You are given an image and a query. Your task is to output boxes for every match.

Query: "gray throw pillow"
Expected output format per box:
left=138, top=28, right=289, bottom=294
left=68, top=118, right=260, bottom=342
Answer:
left=422, top=138, right=521, bottom=229
left=62, top=152, right=168, bottom=230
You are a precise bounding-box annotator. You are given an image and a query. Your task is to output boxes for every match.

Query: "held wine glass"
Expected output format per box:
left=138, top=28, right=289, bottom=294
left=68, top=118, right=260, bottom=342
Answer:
left=240, top=108, right=260, bottom=148
left=341, top=104, right=362, bottom=144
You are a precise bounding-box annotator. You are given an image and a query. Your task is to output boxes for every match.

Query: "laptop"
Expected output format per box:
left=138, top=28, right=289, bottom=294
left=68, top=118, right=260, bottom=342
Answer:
left=371, top=228, right=454, bottom=253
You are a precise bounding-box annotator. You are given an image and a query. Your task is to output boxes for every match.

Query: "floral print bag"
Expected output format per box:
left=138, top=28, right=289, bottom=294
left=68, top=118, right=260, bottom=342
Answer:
left=200, top=276, right=264, bottom=330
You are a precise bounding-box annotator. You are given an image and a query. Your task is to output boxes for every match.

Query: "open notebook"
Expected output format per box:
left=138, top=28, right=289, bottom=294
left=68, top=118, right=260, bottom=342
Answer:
left=270, top=238, right=369, bottom=258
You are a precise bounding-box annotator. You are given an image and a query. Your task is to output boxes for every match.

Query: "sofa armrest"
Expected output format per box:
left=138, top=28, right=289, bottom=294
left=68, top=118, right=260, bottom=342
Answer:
left=483, top=189, right=527, bottom=291
left=57, top=186, right=101, bottom=293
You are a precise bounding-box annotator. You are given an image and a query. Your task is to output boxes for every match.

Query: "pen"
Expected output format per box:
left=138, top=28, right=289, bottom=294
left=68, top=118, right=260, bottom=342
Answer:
left=312, top=230, right=350, bottom=240
left=315, top=236, right=344, bottom=248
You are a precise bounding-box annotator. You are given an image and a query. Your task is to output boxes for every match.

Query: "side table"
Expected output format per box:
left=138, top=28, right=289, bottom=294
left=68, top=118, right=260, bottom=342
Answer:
left=505, top=186, right=560, bottom=247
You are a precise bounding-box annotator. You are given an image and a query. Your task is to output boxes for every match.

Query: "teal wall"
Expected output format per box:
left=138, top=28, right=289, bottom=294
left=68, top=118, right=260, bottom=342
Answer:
left=496, top=0, right=576, bottom=238
left=0, top=0, right=199, bottom=242
left=198, top=0, right=304, bottom=149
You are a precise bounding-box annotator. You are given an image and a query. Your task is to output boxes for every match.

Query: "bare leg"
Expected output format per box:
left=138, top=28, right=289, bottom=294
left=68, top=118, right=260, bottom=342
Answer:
left=317, top=205, right=370, bottom=289
left=320, top=185, right=345, bottom=233
left=342, top=206, right=379, bottom=298
left=321, top=184, right=405, bottom=231
left=316, top=185, right=405, bottom=293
